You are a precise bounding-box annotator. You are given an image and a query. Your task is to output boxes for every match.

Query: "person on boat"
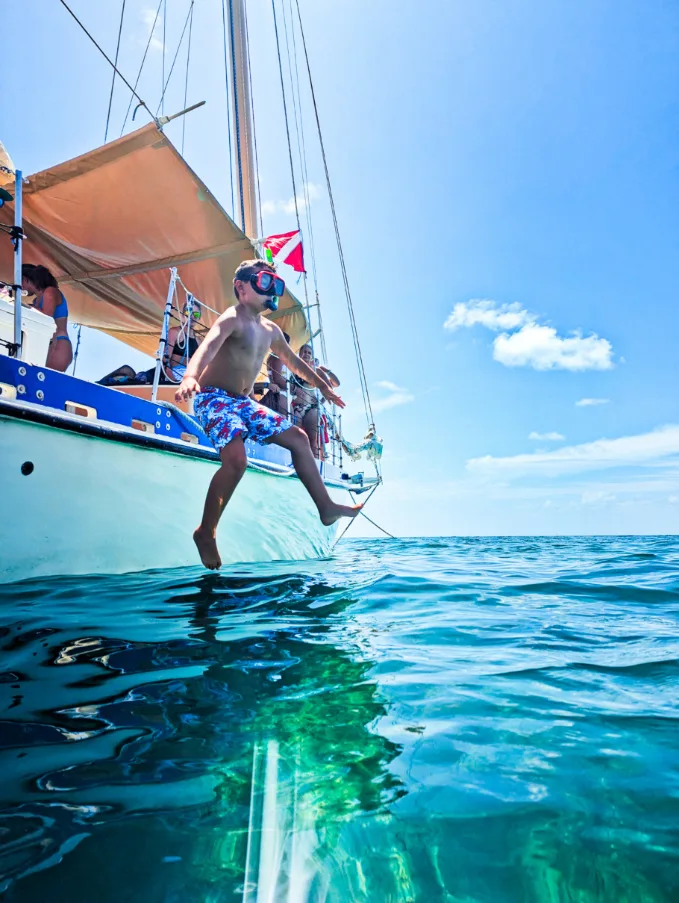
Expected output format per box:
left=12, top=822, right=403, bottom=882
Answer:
left=291, top=344, right=340, bottom=458
left=175, top=258, right=362, bottom=569
left=165, top=301, right=202, bottom=381
left=21, top=264, right=72, bottom=372
left=97, top=303, right=202, bottom=386
left=259, top=331, right=291, bottom=416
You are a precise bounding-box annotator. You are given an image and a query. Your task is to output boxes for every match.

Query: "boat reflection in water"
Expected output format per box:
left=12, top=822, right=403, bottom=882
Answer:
left=0, top=567, right=406, bottom=901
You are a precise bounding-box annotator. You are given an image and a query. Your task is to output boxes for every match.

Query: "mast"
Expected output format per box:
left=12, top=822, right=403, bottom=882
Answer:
left=227, top=0, right=259, bottom=239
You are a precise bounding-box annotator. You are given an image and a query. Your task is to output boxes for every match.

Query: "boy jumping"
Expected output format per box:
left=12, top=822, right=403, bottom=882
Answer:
left=175, top=259, right=361, bottom=569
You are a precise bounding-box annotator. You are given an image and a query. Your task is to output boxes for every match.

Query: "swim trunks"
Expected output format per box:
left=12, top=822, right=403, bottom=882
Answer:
left=194, top=386, right=291, bottom=450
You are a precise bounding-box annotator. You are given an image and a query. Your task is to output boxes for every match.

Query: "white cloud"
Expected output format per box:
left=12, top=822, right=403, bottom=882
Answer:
left=141, top=8, right=164, bottom=52
left=529, top=431, right=565, bottom=442
left=581, top=491, right=616, bottom=506
left=493, top=325, right=614, bottom=371
left=443, top=299, right=615, bottom=372
left=261, top=182, right=321, bottom=218
left=668, top=496, right=678, bottom=504
left=576, top=397, right=610, bottom=407
left=372, top=380, right=414, bottom=413
left=444, top=300, right=533, bottom=333
left=467, top=425, right=679, bottom=477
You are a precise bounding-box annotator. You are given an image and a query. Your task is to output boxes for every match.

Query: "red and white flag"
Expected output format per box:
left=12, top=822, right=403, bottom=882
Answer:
left=261, top=230, right=305, bottom=273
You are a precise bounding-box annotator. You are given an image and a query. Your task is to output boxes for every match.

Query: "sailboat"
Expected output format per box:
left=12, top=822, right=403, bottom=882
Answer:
left=0, top=0, right=382, bottom=581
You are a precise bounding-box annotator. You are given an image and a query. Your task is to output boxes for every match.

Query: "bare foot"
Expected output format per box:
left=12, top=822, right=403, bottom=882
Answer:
left=320, top=503, right=363, bottom=527
left=193, top=526, right=222, bottom=569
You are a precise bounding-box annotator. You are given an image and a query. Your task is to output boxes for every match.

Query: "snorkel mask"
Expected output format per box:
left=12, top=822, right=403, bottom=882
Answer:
left=250, top=270, right=285, bottom=311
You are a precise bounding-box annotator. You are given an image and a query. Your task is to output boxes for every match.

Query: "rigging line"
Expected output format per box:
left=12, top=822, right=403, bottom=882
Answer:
left=349, top=486, right=393, bottom=538
left=284, top=0, right=317, bottom=285
left=120, top=0, right=162, bottom=136
left=332, top=484, right=380, bottom=547
left=358, top=506, right=394, bottom=539
left=71, top=324, right=83, bottom=376
left=271, top=0, right=300, bottom=227
left=280, top=0, right=315, bottom=280
left=316, top=296, right=328, bottom=362
left=285, top=0, right=326, bottom=362
left=274, top=0, right=311, bottom=295
left=282, top=0, right=326, bottom=363
left=222, top=0, right=240, bottom=224
left=272, top=0, right=316, bottom=364
left=58, top=0, right=153, bottom=121
left=181, top=0, right=194, bottom=155
left=104, top=0, right=127, bottom=143
left=293, top=0, right=374, bottom=427
left=281, top=1, right=304, bottom=207
left=155, top=1, right=195, bottom=118
left=219, top=0, right=235, bottom=218
left=242, top=0, right=263, bottom=239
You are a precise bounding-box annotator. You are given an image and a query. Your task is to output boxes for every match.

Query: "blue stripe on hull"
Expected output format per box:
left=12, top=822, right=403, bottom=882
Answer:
left=0, top=357, right=344, bottom=477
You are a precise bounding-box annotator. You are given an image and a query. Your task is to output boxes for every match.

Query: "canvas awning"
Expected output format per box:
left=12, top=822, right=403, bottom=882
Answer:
left=0, top=124, right=309, bottom=356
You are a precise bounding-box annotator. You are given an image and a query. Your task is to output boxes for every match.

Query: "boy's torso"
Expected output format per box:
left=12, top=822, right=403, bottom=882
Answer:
left=200, top=308, right=275, bottom=395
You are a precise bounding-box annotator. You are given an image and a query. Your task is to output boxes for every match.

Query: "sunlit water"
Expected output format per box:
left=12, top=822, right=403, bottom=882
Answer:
left=1, top=536, right=679, bottom=901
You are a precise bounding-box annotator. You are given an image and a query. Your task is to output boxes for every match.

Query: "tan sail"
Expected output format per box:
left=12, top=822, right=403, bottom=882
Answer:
left=0, top=139, right=14, bottom=176
left=0, top=124, right=308, bottom=356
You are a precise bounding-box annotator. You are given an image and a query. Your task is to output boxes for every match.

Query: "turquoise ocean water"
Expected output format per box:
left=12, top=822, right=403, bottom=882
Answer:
left=1, top=536, right=679, bottom=901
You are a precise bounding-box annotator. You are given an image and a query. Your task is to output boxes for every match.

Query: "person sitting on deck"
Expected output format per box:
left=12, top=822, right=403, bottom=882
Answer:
left=291, top=344, right=340, bottom=458
left=21, top=264, right=72, bottom=372
left=97, top=302, right=202, bottom=386
left=259, top=331, right=291, bottom=416
left=165, top=302, right=202, bottom=381
left=174, top=258, right=361, bottom=570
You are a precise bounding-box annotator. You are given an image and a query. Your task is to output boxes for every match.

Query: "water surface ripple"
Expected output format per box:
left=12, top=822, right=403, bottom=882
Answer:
left=1, top=536, right=679, bottom=901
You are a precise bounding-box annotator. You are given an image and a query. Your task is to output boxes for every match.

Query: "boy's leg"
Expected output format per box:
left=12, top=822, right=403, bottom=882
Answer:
left=194, top=437, right=247, bottom=569
left=270, top=426, right=362, bottom=525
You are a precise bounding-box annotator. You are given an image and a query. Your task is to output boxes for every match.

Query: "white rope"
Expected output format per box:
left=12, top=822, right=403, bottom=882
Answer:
left=175, top=275, right=220, bottom=317
left=155, top=1, right=195, bottom=118
left=293, top=0, right=375, bottom=431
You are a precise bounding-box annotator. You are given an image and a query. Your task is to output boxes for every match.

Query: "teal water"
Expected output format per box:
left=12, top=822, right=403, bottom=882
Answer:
left=1, top=536, right=679, bottom=902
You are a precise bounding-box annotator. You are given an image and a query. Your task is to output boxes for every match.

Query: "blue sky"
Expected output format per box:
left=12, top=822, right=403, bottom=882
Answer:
left=3, top=0, right=679, bottom=535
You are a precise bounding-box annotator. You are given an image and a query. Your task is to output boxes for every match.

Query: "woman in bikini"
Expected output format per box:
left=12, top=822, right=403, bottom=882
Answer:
left=291, top=344, right=340, bottom=458
left=21, top=264, right=72, bottom=372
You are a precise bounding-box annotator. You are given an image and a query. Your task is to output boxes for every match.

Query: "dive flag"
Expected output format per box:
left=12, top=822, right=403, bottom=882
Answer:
left=261, top=230, right=305, bottom=273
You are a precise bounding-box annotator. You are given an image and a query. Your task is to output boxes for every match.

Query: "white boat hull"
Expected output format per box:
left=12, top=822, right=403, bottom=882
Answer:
left=1, top=415, right=341, bottom=581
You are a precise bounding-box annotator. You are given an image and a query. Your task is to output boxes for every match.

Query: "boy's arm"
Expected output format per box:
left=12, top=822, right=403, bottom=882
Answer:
left=270, top=328, right=345, bottom=409
left=175, top=311, right=237, bottom=401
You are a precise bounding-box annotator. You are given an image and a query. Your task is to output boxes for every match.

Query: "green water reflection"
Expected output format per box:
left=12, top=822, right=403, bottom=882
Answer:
left=1, top=544, right=678, bottom=902
left=1, top=573, right=408, bottom=901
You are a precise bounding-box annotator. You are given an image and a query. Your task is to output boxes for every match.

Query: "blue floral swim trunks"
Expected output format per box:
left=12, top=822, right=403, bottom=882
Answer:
left=194, top=386, right=291, bottom=450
